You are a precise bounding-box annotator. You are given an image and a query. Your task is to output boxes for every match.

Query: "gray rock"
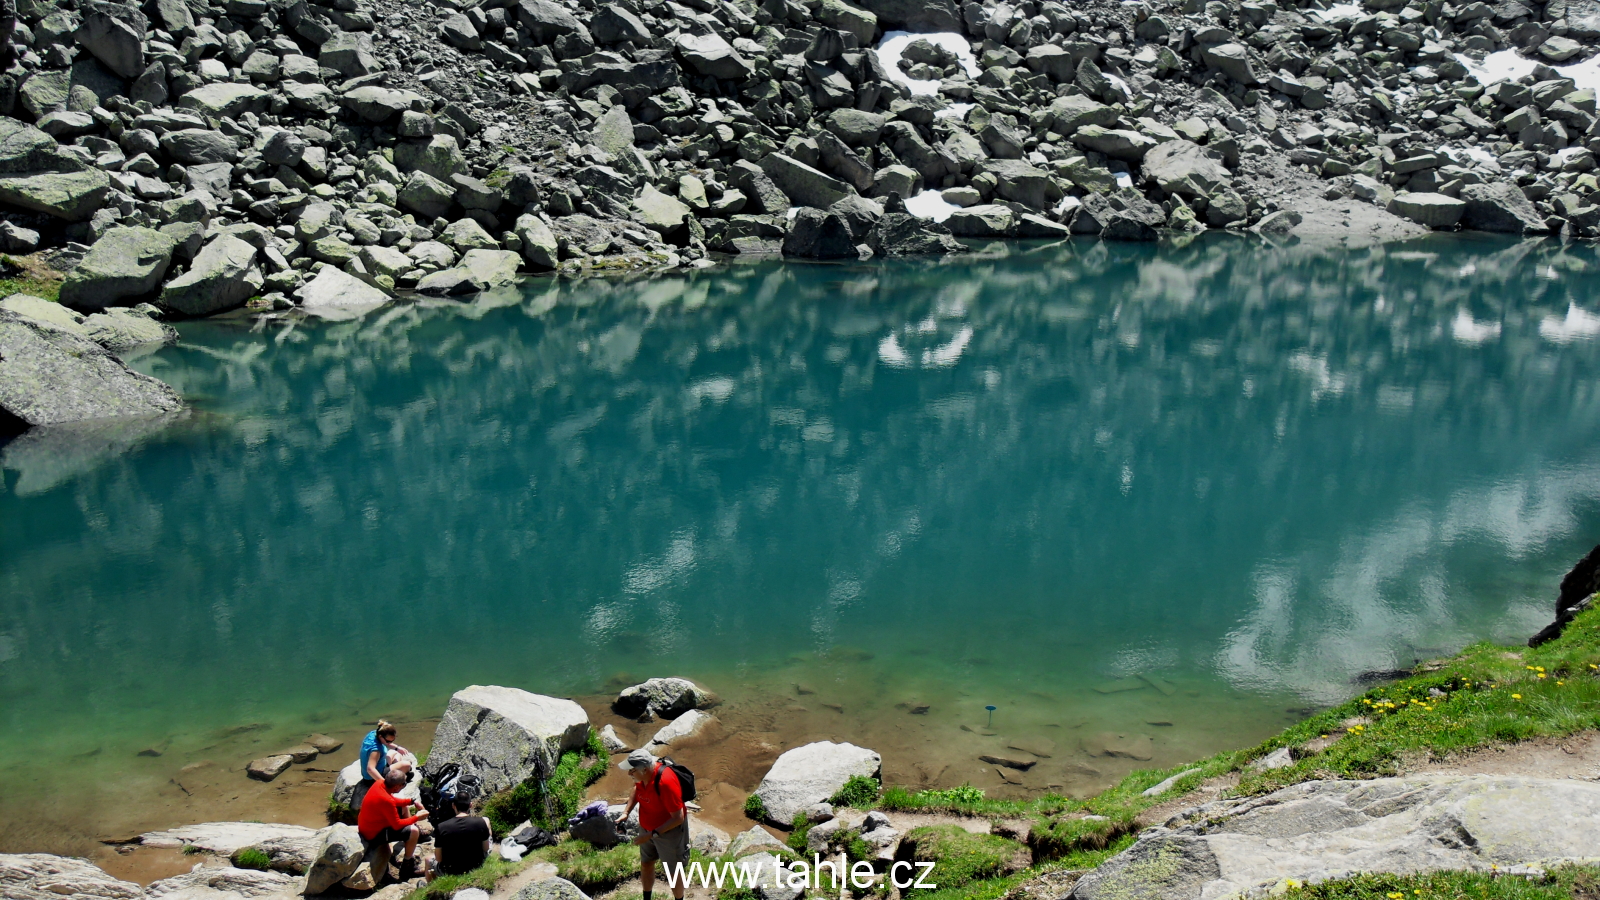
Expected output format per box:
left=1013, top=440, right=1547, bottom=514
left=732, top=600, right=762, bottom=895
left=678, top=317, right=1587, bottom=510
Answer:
left=1252, top=209, right=1302, bottom=236
left=2, top=298, right=174, bottom=353
left=634, top=184, right=691, bottom=240
left=0, top=117, right=110, bottom=222
left=398, top=171, right=456, bottom=219
left=0, top=854, right=144, bottom=900
left=137, top=821, right=320, bottom=855
left=676, top=32, right=754, bottom=79
left=262, top=131, right=306, bottom=168
left=760, top=153, right=856, bottom=208
left=439, top=11, right=482, bottom=50
left=1389, top=192, right=1466, bottom=228
left=1199, top=43, right=1260, bottom=85
left=1141, top=140, right=1229, bottom=199
left=1142, top=767, right=1204, bottom=798
left=591, top=5, right=651, bottom=44
left=159, top=235, right=262, bottom=317
left=982, top=159, right=1063, bottom=210
left=59, top=227, right=178, bottom=312
left=178, top=84, right=270, bottom=118
left=1048, top=94, right=1120, bottom=136
left=781, top=209, right=870, bottom=258
left=319, top=32, right=382, bottom=78
left=426, top=685, right=591, bottom=795
left=947, top=203, right=1015, bottom=237
left=298, top=265, right=390, bottom=314
left=599, top=723, right=630, bottom=753
left=1207, top=190, right=1246, bottom=227
left=856, top=0, right=959, bottom=31
left=728, top=827, right=792, bottom=858
left=303, top=824, right=363, bottom=895
left=145, top=865, right=293, bottom=897
left=340, top=86, right=424, bottom=123
left=416, top=249, right=521, bottom=295
left=1072, top=776, right=1600, bottom=900
left=0, top=310, right=183, bottom=427
left=247, top=755, right=294, bottom=781
left=515, top=877, right=592, bottom=900
left=394, top=135, right=466, bottom=181
left=159, top=129, right=238, bottom=165
left=866, top=212, right=966, bottom=256
left=614, top=677, right=717, bottom=719
left=692, top=820, right=731, bottom=856
left=74, top=1, right=146, bottom=79
left=753, top=741, right=881, bottom=827
left=517, top=0, right=586, bottom=41
left=1460, top=181, right=1548, bottom=234
left=1072, top=126, right=1157, bottom=162
left=516, top=214, right=559, bottom=270
left=826, top=109, right=887, bottom=147
left=819, top=0, right=877, bottom=43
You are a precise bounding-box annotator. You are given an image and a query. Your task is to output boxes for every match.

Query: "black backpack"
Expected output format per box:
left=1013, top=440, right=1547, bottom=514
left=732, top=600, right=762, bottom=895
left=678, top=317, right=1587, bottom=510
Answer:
left=421, top=763, right=483, bottom=818
left=654, top=758, right=696, bottom=802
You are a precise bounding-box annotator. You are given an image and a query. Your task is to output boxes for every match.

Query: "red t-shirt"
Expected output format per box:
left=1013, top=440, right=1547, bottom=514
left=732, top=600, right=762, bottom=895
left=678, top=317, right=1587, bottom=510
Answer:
left=633, top=763, right=684, bottom=832
left=358, top=778, right=422, bottom=840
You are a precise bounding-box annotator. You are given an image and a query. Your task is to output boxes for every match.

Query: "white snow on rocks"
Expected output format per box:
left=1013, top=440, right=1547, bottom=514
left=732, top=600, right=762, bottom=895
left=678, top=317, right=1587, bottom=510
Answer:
left=1456, top=48, right=1600, bottom=94
left=904, top=189, right=960, bottom=222
left=875, top=31, right=981, bottom=96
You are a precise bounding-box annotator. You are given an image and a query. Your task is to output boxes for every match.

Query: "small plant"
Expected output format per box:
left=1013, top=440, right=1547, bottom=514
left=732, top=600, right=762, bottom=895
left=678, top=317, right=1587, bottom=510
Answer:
left=182, top=844, right=205, bottom=855
left=402, top=854, right=523, bottom=900
left=233, top=848, right=271, bottom=871
left=326, top=796, right=356, bottom=825
left=482, top=728, right=610, bottom=836
left=542, top=838, right=640, bottom=890
left=918, top=783, right=986, bottom=804
left=743, top=792, right=767, bottom=820
left=787, top=813, right=812, bottom=853
left=828, top=775, right=881, bottom=809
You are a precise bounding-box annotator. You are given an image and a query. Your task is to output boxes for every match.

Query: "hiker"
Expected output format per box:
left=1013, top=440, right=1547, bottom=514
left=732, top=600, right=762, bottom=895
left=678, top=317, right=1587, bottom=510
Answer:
left=362, top=720, right=411, bottom=784
left=358, top=768, right=429, bottom=881
left=426, top=794, right=492, bottom=881
left=618, top=749, right=689, bottom=900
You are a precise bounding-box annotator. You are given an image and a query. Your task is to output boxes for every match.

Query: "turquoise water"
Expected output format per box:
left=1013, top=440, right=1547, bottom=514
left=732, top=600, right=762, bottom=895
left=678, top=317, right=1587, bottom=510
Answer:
left=6, top=233, right=1600, bottom=849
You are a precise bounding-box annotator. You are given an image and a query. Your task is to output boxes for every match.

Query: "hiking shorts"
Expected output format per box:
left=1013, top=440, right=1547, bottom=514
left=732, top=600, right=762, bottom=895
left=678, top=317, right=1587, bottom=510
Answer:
left=640, top=822, right=690, bottom=873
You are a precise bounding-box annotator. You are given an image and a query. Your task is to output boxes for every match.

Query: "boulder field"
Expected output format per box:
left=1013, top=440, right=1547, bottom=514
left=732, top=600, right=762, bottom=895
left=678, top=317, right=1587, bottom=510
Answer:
left=0, top=0, right=1585, bottom=321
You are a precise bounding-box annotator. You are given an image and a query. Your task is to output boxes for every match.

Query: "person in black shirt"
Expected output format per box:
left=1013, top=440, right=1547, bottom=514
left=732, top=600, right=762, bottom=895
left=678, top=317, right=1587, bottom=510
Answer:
left=426, top=795, right=492, bottom=879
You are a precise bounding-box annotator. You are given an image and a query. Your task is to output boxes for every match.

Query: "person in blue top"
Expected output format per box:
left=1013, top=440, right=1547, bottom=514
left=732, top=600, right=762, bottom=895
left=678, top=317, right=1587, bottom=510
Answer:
left=360, top=720, right=412, bottom=785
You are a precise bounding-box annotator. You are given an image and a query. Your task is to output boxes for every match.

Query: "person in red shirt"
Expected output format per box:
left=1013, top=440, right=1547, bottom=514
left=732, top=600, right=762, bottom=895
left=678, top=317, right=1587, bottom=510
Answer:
left=358, top=768, right=430, bottom=880
left=618, top=749, right=689, bottom=900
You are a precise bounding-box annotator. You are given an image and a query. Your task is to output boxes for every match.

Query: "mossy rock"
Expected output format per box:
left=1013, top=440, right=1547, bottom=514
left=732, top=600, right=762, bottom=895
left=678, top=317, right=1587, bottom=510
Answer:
left=893, top=825, right=1028, bottom=889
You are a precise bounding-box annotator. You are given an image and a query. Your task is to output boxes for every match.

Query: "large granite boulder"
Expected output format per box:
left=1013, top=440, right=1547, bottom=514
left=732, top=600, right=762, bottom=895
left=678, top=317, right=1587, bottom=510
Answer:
left=1389, top=192, right=1466, bottom=228
left=302, top=824, right=363, bottom=894
left=74, top=1, right=147, bottom=79
left=752, top=741, right=881, bottom=827
left=759, top=154, right=855, bottom=209
left=427, top=686, right=591, bottom=794
left=298, top=265, right=390, bottom=317
left=144, top=865, right=294, bottom=896
left=674, top=32, right=753, bottom=79
left=1, top=295, right=174, bottom=353
left=866, top=212, right=966, bottom=256
left=981, top=159, right=1063, bottom=210
left=415, top=249, right=521, bottom=296
left=856, top=0, right=959, bottom=30
left=58, top=227, right=178, bottom=312
left=613, top=677, right=716, bottom=719
left=1141, top=140, right=1230, bottom=199
left=0, top=854, right=143, bottom=900
left=0, top=116, right=110, bottom=221
left=160, top=235, right=262, bottom=317
left=0, top=309, right=183, bottom=426
left=1460, top=182, right=1548, bottom=234
left=782, top=207, right=861, bottom=259
left=1070, top=775, right=1600, bottom=900
left=648, top=709, right=712, bottom=748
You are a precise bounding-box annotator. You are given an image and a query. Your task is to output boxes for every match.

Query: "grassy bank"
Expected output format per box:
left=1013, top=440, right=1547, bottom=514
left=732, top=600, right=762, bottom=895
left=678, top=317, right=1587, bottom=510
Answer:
left=405, top=605, right=1600, bottom=900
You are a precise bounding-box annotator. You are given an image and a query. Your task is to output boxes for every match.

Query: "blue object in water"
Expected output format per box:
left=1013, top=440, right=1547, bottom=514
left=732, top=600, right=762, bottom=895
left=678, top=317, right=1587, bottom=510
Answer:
left=986, top=705, right=997, bottom=728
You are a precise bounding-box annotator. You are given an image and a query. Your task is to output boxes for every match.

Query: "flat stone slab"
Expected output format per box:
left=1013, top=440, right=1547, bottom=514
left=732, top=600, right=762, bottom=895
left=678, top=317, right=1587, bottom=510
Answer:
left=1072, top=775, right=1600, bottom=900
left=0, top=854, right=143, bottom=899
left=138, top=821, right=319, bottom=854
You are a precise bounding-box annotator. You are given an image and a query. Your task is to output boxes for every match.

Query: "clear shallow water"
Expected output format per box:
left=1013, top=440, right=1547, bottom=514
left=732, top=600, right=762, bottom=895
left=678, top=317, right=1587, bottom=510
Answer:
left=6, top=233, right=1600, bottom=849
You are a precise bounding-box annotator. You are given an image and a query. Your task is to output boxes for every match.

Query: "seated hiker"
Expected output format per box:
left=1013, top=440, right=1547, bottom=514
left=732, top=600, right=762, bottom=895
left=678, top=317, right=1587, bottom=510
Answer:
left=426, top=795, right=492, bottom=881
left=618, top=749, right=689, bottom=900
left=358, top=768, right=429, bottom=881
left=361, top=720, right=411, bottom=784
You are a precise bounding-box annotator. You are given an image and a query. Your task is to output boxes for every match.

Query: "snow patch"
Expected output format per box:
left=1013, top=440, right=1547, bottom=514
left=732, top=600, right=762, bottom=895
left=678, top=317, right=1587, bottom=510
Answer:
left=1456, top=48, right=1600, bottom=94
left=876, top=31, right=981, bottom=97
left=905, top=188, right=961, bottom=222
left=935, top=102, right=974, bottom=120
left=1316, top=2, right=1362, bottom=21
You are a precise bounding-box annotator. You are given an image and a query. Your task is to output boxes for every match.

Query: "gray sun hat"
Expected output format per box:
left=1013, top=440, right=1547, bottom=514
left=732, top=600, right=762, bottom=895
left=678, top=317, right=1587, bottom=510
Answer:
left=619, top=748, right=657, bottom=771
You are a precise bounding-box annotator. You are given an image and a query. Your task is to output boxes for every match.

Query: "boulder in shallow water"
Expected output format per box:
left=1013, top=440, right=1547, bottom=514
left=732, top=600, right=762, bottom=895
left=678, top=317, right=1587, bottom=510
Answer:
left=1071, top=775, right=1600, bottom=900
left=1081, top=732, right=1153, bottom=761
left=427, top=685, right=590, bottom=795
left=752, top=741, right=881, bottom=828
left=0, top=309, right=183, bottom=427
left=1459, top=182, right=1548, bottom=235
left=613, top=677, right=717, bottom=720
left=648, top=709, right=712, bottom=748
left=0, top=854, right=143, bottom=900
left=248, top=754, right=294, bottom=782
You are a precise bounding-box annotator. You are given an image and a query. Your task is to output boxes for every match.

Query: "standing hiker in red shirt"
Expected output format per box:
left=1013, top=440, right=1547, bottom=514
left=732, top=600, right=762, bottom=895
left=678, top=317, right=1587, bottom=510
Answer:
left=618, top=749, right=689, bottom=900
left=358, top=768, right=430, bottom=881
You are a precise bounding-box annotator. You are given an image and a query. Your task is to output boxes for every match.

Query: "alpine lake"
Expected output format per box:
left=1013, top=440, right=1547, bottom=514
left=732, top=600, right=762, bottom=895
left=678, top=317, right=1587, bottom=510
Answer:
left=6, top=231, right=1600, bottom=857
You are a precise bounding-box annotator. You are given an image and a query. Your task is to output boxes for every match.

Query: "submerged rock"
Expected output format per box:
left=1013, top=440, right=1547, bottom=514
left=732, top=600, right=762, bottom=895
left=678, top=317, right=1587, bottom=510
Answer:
left=613, top=677, right=716, bottom=720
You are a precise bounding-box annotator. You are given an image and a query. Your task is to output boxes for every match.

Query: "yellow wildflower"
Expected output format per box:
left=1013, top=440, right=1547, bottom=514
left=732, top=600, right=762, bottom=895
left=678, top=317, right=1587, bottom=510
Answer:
left=1512, top=694, right=1522, bottom=700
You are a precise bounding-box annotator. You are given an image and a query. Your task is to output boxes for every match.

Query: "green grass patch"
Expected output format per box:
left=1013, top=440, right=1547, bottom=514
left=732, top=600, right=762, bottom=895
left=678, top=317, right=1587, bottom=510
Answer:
left=879, top=783, right=1050, bottom=818
left=483, top=728, right=610, bottom=836
left=402, top=854, right=525, bottom=900
left=1291, top=864, right=1600, bottom=898
left=743, top=791, right=767, bottom=821
left=326, top=796, right=356, bottom=826
left=537, top=838, right=640, bottom=891
left=1237, top=604, right=1600, bottom=797
left=232, top=848, right=271, bottom=870
left=787, top=813, right=812, bottom=853
left=0, top=254, right=63, bottom=302
left=895, top=825, right=1026, bottom=890
left=829, top=775, right=882, bottom=809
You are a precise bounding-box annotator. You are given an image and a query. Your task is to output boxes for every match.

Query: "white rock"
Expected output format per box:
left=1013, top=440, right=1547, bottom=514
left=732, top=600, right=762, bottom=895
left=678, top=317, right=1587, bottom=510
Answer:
left=753, top=741, right=881, bottom=827
left=599, top=724, right=630, bottom=753
left=0, top=854, right=143, bottom=900
left=145, top=866, right=295, bottom=897
left=138, top=822, right=319, bottom=855
left=297, top=265, right=390, bottom=317
left=426, top=685, right=591, bottom=795
left=648, top=710, right=711, bottom=748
